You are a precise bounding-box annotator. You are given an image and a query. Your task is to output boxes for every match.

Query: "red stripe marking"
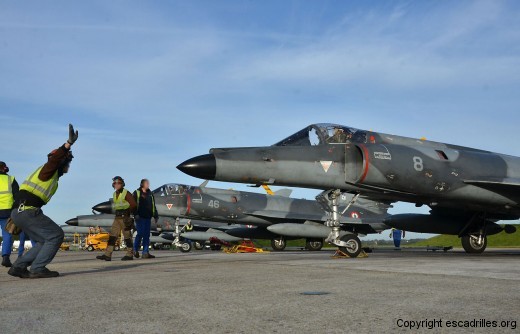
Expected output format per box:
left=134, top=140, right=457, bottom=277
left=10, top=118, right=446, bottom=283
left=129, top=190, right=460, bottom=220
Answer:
left=186, top=194, right=191, bottom=215
left=359, top=144, right=370, bottom=183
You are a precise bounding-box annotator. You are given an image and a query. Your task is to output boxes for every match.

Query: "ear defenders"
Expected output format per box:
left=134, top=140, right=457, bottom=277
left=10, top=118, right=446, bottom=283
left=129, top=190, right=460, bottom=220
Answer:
left=112, top=176, right=125, bottom=188
left=0, top=162, right=8, bottom=173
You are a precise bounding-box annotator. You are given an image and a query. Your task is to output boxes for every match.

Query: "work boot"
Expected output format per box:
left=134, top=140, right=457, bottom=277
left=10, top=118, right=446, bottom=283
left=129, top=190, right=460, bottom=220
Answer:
left=96, top=254, right=112, bottom=261
left=134, top=251, right=140, bottom=258
left=121, top=255, right=133, bottom=261
left=7, top=266, right=30, bottom=278
left=142, top=253, right=155, bottom=259
left=1, top=255, right=12, bottom=267
left=28, top=268, right=59, bottom=279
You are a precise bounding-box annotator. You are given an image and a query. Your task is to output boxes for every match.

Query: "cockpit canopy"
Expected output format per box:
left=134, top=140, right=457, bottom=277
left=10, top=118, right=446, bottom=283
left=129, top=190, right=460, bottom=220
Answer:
left=153, top=184, right=192, bottom=196
left=274, top=123, right=367, bottom=146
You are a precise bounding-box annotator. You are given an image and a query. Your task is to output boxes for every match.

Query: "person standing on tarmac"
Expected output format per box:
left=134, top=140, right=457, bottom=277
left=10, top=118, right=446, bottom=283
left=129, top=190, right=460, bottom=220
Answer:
left=0, top=161, right=19, bottom=267
left=390, top=228, right=405, bottom=249
left=8, top=124, right=78, bottom=279
left=0, top=161, right=35, bottom=267
left=96, top=176, right=137, bottom=261
left=133, top=179, right=158, bottom=259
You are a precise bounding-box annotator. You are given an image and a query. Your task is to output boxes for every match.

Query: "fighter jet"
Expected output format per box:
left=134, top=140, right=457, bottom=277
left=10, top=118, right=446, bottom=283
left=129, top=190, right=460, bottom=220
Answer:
left=177, top=123, right=518, bottom=256
left=64, top=214, right=241, bottom=251
left=91, top=182, right=391, bottom=252
left=60, top=222, right=175, bottom=247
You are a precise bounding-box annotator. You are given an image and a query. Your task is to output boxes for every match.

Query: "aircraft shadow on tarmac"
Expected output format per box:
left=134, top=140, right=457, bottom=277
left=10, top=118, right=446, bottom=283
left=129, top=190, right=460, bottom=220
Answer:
left=61, top=261, right=173, bottom=277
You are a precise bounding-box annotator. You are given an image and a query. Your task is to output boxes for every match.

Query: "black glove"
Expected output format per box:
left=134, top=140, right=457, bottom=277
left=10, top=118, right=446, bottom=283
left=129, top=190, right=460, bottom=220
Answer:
left=67, top=123, right=79, bottom=145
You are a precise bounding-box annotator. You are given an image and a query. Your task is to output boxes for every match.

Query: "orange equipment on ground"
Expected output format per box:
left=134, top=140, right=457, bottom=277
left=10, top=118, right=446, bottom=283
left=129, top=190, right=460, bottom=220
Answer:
left=84, top=231, right=120, bottom=252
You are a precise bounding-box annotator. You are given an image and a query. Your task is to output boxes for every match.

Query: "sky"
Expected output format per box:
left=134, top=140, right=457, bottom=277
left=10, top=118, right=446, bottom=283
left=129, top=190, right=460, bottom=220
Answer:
left=1, top=0, right=520, bottom=240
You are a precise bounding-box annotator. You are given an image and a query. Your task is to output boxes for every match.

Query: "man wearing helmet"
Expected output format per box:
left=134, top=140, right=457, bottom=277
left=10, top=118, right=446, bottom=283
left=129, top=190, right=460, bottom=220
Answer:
left=8, top=124, right=78, bottom=279
left=96, top=176, right=137, bottom=261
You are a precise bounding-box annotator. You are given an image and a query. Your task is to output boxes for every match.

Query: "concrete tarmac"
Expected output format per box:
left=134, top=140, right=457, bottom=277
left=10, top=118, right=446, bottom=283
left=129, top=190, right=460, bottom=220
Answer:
left=0, top=248, right=519, bottom=334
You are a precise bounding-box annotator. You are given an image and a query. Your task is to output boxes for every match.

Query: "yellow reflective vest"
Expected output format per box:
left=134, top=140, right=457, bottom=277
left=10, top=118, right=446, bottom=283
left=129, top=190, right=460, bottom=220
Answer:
left=20, top=166, right=58, bottom=204
left=0, top=174, right=15, bottom=210
left=113, top=189, right=130, bottom=211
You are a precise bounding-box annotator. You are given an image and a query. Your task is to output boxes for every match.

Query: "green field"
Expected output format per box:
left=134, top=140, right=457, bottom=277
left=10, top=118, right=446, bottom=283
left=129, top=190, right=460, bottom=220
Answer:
left=409, top=226, right=520, bottom=248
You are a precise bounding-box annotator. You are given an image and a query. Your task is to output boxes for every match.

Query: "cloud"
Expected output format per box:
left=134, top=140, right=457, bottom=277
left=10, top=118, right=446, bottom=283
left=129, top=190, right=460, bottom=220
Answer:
left=1, top=1, right=520, bottom=232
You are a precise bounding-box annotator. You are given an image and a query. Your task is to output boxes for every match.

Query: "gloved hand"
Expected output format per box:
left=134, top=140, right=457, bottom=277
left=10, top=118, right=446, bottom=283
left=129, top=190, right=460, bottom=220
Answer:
left=67, top=123, right=79, bottom=145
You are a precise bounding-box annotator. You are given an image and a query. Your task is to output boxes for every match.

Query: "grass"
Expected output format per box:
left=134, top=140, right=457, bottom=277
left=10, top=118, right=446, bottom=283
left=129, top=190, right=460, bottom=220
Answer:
left=408, top=226, right=520, bottom=248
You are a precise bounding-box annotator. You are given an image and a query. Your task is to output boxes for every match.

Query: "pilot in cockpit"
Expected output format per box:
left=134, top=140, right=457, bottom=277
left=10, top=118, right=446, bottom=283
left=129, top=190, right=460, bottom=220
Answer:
left=331, top=128, right=347, bottom=143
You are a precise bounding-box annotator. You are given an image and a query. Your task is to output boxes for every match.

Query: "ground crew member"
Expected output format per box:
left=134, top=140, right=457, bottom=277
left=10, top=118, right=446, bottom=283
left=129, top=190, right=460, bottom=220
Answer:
left=0, top=161, right=19, bottom=267
left=390, top=228, right=405, bottom=248
left=185, top=221, right=193, bottom=232
left=96, top=176, right=137, bottom=261
left=133, top=179, right=158, bottom=259
left=17, top=232, right=36, bottom=258
left=8, top=124, right=78, bottom=279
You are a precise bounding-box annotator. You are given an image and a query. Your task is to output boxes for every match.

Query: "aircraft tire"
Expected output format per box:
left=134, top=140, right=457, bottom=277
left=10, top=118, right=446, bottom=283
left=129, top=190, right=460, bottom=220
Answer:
left=194, top=241, right=204, bottom=250
left=338, top=234, right=362, bottom=258
left=305, top=238, right=324, bottom=251
left=461, top=235, right=487, bottom=254
left=271, top=237, right=286, bottom=251
left=179, top=242, right=192, bottom=253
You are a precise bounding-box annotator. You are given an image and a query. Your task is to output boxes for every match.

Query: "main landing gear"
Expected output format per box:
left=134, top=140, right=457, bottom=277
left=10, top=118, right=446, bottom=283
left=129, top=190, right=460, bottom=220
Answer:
left=461, top=234, right=487, bottom=254
left=319, top=189, right=362, bottom=258
left=458, top=214, right=490, bottom=254
left=271, top=237, right=286, bottom=251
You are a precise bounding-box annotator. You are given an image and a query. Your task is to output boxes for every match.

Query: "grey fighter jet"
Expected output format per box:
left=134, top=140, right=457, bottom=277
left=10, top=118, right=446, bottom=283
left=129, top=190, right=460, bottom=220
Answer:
left=177, top=123, right=518, bottom=256
left=91, top=182, right=391, bottom=251
left=65, top=214, right=242, bottom=251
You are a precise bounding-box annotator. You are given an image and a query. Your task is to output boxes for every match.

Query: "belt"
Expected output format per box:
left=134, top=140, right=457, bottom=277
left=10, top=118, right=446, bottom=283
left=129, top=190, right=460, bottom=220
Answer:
left=17, top=203, right=39, bottom=212
left=115, top=210, right=130, bottom=217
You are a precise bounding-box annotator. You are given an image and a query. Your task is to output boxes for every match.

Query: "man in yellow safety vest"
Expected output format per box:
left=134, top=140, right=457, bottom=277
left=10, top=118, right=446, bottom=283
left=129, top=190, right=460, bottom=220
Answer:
left=0, top=162, right=34, bottom=268
left=0, top=161, right=19, bottom=267
left=8, top=124, right=78, bottom=279
left=96, top=176, right=137, bottom=261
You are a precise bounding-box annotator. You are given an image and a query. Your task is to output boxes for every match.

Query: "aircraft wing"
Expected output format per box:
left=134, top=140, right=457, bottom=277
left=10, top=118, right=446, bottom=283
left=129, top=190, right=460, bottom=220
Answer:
left=464, top=178, right=520, bottom=200
left=243, top=210, right=326, bottom=222
left=243, top=210, right=384, bottom=226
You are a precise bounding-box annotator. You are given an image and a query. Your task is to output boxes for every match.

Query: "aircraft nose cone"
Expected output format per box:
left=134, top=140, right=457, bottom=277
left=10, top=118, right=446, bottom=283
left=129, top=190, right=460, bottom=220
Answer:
left=65, top=218, right=78, bottom=226
left=92, top=201, right=112, bottom=214
left=177, top=154, right=216, bottom=180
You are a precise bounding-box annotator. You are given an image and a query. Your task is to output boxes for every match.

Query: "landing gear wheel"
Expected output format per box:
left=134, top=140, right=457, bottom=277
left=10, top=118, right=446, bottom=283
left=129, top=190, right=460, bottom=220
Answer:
left=194, top=241, right=204, bottom=250
left=87, top=245, right=94, bottom=252
left=338, top=234, right=362, bottom=258
left=305, top=238, right=324, bottom=251
left=179, top=242, right=192, bottom=253
left=271, top=237, right=286, bottom=251
left=114, top=245, right=120, bottom=251
left=461, top=235, right=487, bottom=254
